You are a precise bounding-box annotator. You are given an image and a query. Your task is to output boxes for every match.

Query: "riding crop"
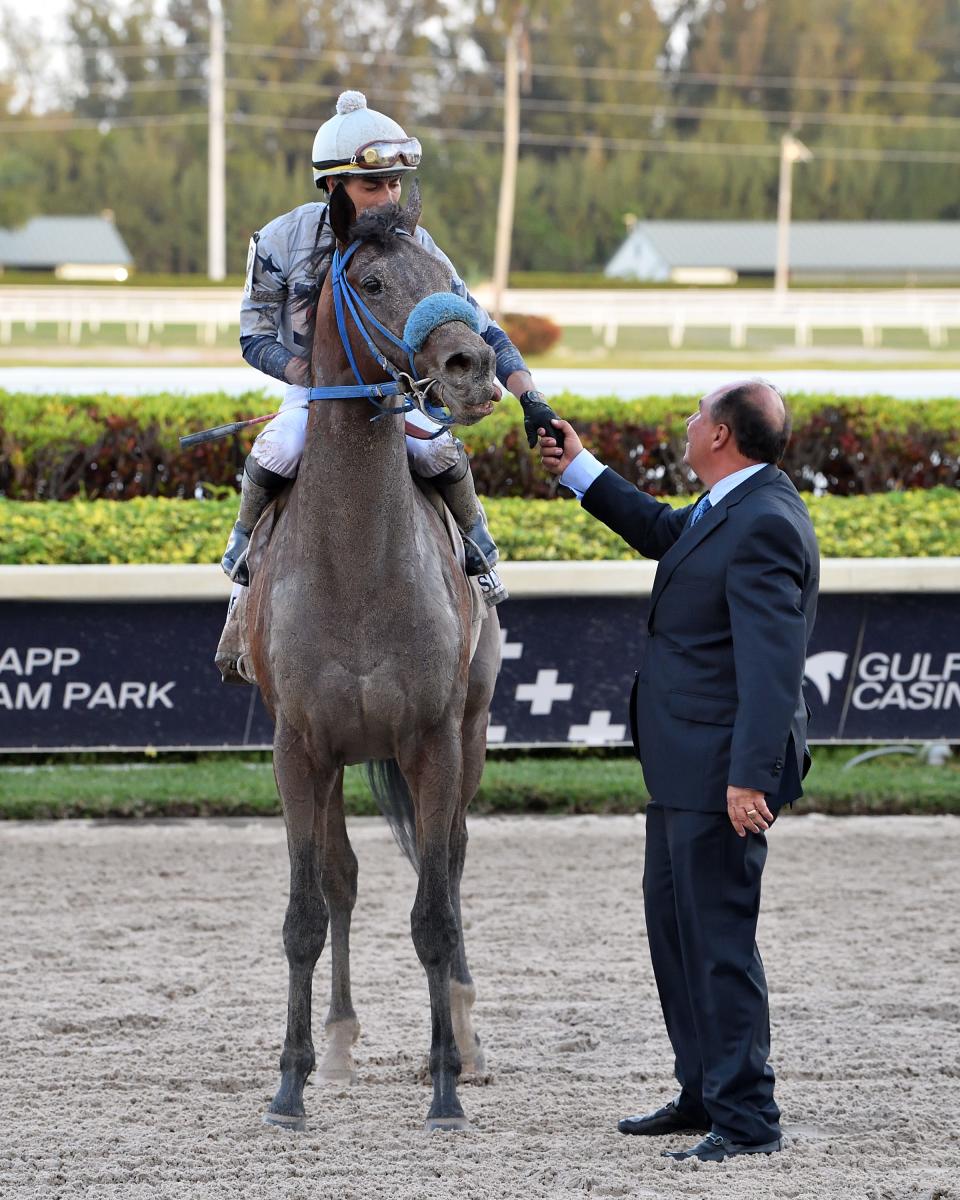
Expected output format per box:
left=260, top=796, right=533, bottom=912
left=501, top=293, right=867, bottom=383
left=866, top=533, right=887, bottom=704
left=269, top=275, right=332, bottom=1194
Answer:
left=178, top=409, right=289, bottom=448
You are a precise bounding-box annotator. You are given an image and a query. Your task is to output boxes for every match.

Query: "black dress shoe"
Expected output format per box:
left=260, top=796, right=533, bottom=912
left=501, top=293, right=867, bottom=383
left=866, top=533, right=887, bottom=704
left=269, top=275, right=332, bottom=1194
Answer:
left=663, top=1131, right=785, bottom=1161
left=618, top=1101, right=711, bottom=1136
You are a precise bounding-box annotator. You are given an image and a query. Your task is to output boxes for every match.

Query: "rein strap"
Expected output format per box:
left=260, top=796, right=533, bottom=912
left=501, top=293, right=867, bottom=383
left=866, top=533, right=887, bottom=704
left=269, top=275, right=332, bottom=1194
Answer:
left=313, top=238, right=481, bottom=430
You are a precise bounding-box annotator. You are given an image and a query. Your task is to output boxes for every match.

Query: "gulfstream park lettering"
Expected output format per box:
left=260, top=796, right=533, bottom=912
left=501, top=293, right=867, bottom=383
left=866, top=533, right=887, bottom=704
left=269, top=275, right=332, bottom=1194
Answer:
left=0, top=646, right=176, bottom=711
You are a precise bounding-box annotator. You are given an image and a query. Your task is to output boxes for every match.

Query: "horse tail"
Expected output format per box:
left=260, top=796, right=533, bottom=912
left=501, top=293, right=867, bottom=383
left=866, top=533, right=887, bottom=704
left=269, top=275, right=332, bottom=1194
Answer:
left=366, top=760, right=420, bottom=872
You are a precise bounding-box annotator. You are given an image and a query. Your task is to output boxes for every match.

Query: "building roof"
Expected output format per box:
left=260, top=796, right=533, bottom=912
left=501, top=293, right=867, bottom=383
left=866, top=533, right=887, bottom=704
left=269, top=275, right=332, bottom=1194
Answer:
left=606, top=221, right=960, bottom=277
left=0, top=215, right=133, bottom=268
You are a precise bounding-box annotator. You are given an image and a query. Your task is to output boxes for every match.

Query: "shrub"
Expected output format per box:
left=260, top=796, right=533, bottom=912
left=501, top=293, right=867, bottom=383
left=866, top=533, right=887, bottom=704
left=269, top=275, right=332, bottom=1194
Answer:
left=2, top=489, right=957, bottom=565
left=500, top=313, right=563, bottom=357
left=2, top=390, right=959, bottom=501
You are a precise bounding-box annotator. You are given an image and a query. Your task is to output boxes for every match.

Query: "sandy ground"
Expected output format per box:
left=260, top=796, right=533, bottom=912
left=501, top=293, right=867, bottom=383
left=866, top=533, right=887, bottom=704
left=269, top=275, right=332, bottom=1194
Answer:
left=0, top=813, right=957, bottom=1200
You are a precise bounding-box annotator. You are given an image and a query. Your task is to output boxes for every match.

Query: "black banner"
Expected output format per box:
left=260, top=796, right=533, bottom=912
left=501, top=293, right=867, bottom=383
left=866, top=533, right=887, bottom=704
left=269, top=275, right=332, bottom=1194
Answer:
left=1, top=594, right=958, bottom=750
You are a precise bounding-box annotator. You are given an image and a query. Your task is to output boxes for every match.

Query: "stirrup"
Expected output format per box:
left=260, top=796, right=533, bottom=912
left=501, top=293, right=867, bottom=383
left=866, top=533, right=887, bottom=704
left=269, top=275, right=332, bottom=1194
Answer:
left=476, top=567, right=508, bottom=609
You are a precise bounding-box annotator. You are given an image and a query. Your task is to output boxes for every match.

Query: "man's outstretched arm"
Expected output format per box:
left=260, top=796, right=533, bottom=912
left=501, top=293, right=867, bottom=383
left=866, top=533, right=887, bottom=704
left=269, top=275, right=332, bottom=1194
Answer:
left=538, top=418, right=691, bottom=560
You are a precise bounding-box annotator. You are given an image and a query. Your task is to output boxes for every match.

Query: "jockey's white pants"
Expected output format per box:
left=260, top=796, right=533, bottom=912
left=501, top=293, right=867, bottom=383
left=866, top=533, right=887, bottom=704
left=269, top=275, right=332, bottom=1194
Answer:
left=248, top=384, right=461, bottom=479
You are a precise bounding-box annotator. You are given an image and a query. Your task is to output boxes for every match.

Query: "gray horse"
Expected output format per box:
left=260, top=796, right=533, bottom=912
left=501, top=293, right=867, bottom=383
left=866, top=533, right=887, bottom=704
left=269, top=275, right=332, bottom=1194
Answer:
left=247, top=184, right=502, bottom=1132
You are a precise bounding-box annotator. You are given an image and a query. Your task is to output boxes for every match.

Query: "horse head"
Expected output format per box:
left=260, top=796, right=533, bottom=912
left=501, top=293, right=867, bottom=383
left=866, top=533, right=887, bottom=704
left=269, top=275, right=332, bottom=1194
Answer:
left=321, top=182, right=500, bottom=425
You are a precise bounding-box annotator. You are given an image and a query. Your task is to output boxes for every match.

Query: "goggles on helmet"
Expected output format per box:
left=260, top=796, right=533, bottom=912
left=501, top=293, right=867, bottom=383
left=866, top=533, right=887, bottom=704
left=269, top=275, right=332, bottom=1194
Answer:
left=352, top=137, right=422, bottom=169
left=314, top=137, right=422, bottom=176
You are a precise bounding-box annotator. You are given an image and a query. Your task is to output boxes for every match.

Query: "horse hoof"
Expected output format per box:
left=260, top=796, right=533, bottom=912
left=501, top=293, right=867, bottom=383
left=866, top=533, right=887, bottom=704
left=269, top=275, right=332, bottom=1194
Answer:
left=262, top=1111, right=307, bottom=1133
left=424, top=1115, right=473, bottom=1134
left=462, top=1050, right=487, bottom=1077
left=316, top=1067, right=357, bottom=1088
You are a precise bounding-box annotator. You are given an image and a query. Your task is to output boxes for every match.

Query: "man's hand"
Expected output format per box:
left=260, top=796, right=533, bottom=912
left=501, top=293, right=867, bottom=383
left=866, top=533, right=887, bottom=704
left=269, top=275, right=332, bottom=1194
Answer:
left=538, top=418, right=583, bottom=476
left=284, top=356, right=310, bottom=386
left=727, top=786, right=774, bottom=837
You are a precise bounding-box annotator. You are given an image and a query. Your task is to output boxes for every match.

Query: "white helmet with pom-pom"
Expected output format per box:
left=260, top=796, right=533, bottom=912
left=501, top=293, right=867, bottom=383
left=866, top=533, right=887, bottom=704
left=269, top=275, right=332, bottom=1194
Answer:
left=311, top=91, right=422, bottom=189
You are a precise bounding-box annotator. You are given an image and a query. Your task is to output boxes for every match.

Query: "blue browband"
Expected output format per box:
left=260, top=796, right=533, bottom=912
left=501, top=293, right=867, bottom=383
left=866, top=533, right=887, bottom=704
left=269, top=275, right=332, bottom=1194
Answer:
left=306, top=237, right=480, bottom=432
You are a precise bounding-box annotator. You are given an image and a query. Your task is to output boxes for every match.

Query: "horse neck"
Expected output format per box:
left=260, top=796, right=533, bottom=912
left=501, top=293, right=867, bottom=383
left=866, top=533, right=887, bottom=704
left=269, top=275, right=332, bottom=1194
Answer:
left=294, top=311, right=419, bottom=569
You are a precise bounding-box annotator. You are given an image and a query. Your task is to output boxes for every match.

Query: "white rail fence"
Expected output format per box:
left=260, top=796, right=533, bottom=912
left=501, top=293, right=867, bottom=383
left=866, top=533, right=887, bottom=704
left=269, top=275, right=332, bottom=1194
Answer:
left=2, top=285, right=959, bottom=349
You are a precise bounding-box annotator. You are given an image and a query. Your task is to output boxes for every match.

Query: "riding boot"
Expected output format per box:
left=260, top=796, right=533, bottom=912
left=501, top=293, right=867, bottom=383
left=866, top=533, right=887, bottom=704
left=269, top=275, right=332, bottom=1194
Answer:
left=221, top=458, right=290, bottom=587
left=430, top=447, right=507, bottom=608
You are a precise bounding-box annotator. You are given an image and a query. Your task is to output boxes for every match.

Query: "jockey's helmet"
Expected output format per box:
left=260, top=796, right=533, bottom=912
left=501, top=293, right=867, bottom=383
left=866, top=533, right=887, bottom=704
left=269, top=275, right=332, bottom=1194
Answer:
left=312, top=91, right=422, bottom=190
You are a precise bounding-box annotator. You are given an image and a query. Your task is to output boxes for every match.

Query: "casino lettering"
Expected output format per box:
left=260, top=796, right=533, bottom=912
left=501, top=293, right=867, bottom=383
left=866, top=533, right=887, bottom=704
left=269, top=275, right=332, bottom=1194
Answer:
left=852, top=651, right=960, bottom=711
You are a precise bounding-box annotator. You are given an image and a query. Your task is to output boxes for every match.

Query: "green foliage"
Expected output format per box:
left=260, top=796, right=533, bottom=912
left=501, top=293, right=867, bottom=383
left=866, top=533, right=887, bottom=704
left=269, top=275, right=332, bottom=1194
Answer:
left=4, top=0, right=960, bottom=278
left=3, top=390, right=958, bottom=501
left=2, top=488, right=958, bottom=564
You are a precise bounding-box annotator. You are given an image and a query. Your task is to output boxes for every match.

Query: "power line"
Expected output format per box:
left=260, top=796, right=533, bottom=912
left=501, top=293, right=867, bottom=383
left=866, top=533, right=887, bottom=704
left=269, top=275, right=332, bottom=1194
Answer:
left=0, top=113, right=207, bottom=133
left=221, top=77, right=960, bottom=132
left=66, top=43, right=204, bottom=59
left=31, top=37, right=960, bottom=99
left=29, top=73, right=960, bottom=133
left=229, top=113, right=960, bottom=164
left=530, top=62, right=960, bottom=98
left=223, top=41, right=960, bottom=98
left=3, top=107, right=959, bottom=163
left=71, top=78, right=209, bottom=96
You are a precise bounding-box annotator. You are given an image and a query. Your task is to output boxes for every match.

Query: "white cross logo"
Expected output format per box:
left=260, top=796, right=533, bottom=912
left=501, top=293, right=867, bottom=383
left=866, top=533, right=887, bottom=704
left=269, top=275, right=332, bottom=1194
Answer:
left=487, top=715, right=506, bottom=744
left=568, top=710, right=626, bottom=746
left=515, top=669, right=574, bottom=715
left=500, top=629, right=523, bottom=660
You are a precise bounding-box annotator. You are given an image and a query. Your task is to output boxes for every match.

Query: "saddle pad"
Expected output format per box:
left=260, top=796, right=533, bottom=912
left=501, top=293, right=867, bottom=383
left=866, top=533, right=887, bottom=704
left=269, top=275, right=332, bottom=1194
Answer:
left=225, top=482, right=485, bottom=677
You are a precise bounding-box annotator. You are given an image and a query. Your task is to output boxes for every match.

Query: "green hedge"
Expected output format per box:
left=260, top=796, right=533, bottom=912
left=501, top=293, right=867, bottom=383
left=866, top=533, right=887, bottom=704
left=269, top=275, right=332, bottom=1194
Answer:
left=3, top=488, right=957, bottom=564
left=2, top=390, right=959, bottom=500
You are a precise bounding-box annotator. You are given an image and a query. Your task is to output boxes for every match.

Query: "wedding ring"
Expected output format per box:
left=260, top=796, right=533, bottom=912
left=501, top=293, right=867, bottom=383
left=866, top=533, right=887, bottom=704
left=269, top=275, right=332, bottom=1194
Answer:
left=746, top=809, right=757, bottom=816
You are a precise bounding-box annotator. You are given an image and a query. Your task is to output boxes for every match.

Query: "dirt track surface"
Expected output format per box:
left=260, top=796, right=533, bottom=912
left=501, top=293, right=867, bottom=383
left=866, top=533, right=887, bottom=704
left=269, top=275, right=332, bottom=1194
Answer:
left=1, top=814, right=957, bottom=1200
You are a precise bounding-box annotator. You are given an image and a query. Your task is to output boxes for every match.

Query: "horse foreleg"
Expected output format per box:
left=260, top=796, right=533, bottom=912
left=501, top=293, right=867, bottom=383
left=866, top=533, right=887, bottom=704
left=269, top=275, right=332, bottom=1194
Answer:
left=402, top=734, right=467, bottom=1132
left=265, top=724, right=332, bottom=1130
left=318, top=786, right=361, bottom=1085
left=449, top=619, right=498, bottom=1077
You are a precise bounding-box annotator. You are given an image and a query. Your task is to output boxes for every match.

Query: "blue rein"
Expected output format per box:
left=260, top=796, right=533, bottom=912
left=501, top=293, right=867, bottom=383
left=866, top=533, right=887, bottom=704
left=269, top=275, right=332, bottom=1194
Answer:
left=306, top=237, right=480, bottom=432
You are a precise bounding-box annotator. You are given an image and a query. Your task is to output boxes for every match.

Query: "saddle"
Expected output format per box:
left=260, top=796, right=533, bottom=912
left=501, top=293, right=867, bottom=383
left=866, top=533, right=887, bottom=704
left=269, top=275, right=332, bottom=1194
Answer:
left=215, top=485, right=489, bottom=687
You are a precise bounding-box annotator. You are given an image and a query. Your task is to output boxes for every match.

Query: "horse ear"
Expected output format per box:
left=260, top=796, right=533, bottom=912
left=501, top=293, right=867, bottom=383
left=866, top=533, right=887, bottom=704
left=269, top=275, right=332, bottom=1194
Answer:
left=328, top=182, right=356, bottom=247
left=399, top=180, right=422, bottom=235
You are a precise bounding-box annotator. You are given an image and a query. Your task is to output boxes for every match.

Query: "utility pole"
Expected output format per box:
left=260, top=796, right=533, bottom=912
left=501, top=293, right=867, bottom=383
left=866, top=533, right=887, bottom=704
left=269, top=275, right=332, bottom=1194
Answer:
left=774, top=134, right=812, bottom=295
left=207, top=0, right=226, bottom=281
left=491, top=21, right=521, bottom=323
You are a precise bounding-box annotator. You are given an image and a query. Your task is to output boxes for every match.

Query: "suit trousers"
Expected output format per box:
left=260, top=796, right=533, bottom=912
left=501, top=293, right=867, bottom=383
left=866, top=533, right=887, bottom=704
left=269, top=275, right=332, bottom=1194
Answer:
left=643, top=803, right=781, bottom=1145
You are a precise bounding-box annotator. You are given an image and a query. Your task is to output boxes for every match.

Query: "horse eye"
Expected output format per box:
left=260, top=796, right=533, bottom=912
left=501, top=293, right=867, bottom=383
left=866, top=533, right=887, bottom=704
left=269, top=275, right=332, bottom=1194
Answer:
left=361, top=276, right=382, bottom=295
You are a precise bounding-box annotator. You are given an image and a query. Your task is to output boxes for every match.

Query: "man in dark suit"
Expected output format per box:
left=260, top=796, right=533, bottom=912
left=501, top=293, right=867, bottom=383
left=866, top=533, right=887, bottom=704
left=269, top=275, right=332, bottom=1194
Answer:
left=538, top=380, right=819, bottom=1163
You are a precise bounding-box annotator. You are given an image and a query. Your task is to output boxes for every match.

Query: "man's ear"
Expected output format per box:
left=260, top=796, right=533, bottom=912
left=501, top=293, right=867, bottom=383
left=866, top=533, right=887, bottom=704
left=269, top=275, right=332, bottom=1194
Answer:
left=399, top=179, right=422, bottom=235
left=328, top=182, right=356, bottom=247
left=713, top=422, right=731, bottom=450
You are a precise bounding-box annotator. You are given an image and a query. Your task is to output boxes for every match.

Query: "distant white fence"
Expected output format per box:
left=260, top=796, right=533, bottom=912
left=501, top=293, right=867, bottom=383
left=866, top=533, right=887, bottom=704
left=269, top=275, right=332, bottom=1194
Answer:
left=0, top=286, right=240, bottom=346
left=2, top=285, right=960, bottom=349
left=470, top=286, right=960, bottom=349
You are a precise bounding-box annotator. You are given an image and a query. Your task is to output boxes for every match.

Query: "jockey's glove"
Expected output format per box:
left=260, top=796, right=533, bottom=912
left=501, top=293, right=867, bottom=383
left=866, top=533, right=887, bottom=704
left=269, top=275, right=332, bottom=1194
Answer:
left=519, top=390, right=564, bottom=450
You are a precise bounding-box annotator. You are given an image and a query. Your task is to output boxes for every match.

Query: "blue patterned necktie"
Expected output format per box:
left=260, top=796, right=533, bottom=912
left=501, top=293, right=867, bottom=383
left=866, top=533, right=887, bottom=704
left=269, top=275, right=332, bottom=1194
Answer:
left=686, top=493, right=712, bottom=531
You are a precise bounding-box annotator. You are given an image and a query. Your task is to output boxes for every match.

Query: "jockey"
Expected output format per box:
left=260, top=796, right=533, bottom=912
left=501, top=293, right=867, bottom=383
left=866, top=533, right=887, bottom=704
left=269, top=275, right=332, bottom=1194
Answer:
left=224, top=89, right=557, bottom=607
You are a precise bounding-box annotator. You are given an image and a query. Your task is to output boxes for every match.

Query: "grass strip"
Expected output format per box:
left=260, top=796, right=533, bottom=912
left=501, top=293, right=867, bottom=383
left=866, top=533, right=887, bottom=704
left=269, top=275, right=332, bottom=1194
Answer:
left=0, top=750, right=956, bottom=820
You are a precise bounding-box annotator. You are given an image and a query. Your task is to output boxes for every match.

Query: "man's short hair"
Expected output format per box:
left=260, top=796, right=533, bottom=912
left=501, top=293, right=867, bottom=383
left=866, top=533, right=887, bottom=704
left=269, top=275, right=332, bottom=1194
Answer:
left=711, top=380, right=792, bottom=463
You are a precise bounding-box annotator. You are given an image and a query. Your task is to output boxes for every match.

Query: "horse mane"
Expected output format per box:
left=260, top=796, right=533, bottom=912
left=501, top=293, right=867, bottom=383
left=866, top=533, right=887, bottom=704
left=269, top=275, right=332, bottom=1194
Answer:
left=295, top=203, right=405, bottom=323
left=349, top=203, right=405, bottom=247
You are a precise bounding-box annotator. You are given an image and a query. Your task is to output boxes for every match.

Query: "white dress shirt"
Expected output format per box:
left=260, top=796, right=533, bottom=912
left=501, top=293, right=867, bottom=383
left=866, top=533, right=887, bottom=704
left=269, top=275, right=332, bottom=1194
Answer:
left=560, top=449, right=767, bottom=507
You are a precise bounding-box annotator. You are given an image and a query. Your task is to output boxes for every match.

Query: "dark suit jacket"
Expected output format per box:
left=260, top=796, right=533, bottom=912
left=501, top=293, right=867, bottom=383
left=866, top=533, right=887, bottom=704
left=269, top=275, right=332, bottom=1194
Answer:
left=583, top=463, right=820, bottom=812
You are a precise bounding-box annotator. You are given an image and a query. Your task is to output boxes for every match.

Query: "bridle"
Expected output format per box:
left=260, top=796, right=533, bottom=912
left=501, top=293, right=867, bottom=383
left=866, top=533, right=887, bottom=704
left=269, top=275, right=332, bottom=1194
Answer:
left=306, top=236, right=481, bottom=437
left=179, top=233, right=483, bottom=452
